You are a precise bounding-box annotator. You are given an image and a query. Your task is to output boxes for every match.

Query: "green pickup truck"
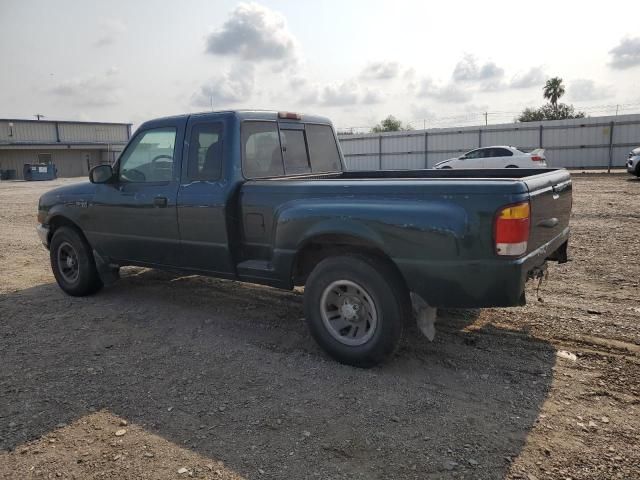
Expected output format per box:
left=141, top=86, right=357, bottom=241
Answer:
left=37, top=111, right=572, bottom=367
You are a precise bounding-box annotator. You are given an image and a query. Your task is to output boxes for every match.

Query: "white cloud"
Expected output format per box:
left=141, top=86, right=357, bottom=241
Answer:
left=205, top=3, right=298, bottom=62
left=568, top=79, right=614, bottom=101
left=609, top=37, right=640, bottom=69
left=360, top=61, right=400, bottom=80
left=509, top=68, right=546, bottom=89
left=191, top=64, right=255, bottom=108
left=320, top=82, right=360, bottom=106
left=50, top=67, right=122, bottom=106
left=362, top=89, right=384, bottom=104
left=93, top=18, right=126, bottom=48
left=418, top=78, right=472, bottom=103
left=292, top=78, right=382, bottom=106
left=452, top=54, right=504, bottom=82
left=288, top=76, right=308, bottom=90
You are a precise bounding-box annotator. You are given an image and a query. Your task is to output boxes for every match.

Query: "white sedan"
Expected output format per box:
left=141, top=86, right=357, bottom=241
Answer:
left=434, top=146, right=547, bottom=169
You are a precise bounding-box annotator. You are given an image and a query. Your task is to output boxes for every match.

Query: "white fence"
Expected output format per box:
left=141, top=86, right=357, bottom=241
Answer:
left=338, top=113, right=640, bottom=170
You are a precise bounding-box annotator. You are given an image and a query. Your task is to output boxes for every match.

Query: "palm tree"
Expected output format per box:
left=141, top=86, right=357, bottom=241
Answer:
left=543, top=77, right=565, bottom=110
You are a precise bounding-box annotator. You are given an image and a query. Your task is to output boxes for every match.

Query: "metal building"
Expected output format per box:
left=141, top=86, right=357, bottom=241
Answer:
left=338, top=113, right=640, bottom=170
left=0, top=118, right=131, bottom=179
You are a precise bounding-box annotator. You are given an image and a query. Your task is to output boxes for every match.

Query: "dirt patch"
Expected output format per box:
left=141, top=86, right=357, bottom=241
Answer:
left=1, top=175, right=639, bottom=479
left=1, top=411, right=242, bottom=479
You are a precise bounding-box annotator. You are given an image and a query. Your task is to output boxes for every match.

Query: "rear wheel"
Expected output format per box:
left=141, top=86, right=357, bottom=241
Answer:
left=440, top=166, right=452, bottom=169
left=303, top=254, right=409, bottom=367
left=50, top=226, right=103, bottom=296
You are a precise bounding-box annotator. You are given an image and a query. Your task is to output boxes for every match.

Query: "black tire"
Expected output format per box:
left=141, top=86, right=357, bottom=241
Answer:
left=506, top=165, right=518, bottom=168
left=50, top=226, right=103, bottom=296
left=441, top=166, right=452, bottom=169
left=303, top=254, right=409, bottom=368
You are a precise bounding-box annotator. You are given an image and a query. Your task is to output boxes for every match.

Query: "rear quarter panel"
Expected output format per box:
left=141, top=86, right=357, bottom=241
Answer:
left=239, top=179, right=533, bottom=305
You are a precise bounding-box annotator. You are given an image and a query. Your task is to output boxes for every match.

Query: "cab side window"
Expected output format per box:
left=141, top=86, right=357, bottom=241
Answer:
left=119, top=128, right=176, bottom=183
left=186, top=123, right=223, bottom=181
left=242, top=122, right=284, bottom=178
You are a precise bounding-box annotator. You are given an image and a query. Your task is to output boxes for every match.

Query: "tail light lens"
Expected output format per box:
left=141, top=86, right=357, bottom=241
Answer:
left=531, top=155, right=544, bottom=162
left=494, top=202, right=530, bottom=256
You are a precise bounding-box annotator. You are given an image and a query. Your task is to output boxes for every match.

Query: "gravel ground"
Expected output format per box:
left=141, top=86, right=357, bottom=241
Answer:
left=0, top=173, right=639, bottom=479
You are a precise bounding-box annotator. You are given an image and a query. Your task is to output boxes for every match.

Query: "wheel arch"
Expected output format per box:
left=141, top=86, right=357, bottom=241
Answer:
left=48, top=215, right=89, bottom=247
left=290, top=233, right=408, bottom=293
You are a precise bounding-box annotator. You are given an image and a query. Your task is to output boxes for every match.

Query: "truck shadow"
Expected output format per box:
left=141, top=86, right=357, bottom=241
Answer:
left=0, top=269, right=556, bottom=479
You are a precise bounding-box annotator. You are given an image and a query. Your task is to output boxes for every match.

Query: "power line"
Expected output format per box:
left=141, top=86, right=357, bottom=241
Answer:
left=338, top=101, right=640, bottom=132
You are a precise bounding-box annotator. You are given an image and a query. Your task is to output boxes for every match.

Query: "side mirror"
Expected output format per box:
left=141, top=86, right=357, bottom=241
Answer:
left=89, top=164, right=114, bottom=184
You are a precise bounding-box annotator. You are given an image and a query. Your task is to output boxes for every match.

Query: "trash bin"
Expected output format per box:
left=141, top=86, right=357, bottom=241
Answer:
left=0, top=169, right=16, bottom=180
left=23, top=163, right=57, bottom=181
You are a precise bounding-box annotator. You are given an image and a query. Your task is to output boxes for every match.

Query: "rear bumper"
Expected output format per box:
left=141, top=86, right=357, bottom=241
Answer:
left=36, top=224, right=50, bottom=248
left=396, top=227, right=570, bottom=308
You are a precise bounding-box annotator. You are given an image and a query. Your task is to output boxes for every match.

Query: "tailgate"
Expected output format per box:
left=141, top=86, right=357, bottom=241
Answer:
left=524, top=170, right=572, bottom=252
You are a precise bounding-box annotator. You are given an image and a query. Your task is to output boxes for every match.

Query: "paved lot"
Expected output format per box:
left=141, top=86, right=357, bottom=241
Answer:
left=1, top=174, right=639, bottom=479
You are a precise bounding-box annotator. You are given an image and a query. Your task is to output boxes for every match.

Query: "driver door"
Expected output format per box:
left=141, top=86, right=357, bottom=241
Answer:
left=89, top=120, right=185, bottom=266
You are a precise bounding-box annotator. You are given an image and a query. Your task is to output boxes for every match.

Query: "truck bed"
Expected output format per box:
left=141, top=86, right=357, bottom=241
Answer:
left=239, top=167, right=571, bottom=307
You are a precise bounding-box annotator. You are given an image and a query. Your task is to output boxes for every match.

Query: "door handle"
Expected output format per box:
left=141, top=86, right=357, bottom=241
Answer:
left=153, top=196, right=168, bottom=208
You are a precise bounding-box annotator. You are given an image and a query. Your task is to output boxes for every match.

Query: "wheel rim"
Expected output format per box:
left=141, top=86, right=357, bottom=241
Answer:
left=320, top=280, right=378, bottom=346
left=57, top=241, right=79, bottom=283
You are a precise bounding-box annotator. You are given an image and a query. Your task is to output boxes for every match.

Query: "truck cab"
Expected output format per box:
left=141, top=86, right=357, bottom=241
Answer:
left=76, top=111, right=342, bottom=276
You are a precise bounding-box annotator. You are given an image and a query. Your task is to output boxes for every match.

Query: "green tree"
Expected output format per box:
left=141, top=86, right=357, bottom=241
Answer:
left=518, top=107, right=546, bottom=122
left=518, top=77, right=584, bottom=122
left=371, top=115, right=412, bottom=133
left=517, top=103, right=585, bottom=122
left=543, top=77, right=566, bottom=108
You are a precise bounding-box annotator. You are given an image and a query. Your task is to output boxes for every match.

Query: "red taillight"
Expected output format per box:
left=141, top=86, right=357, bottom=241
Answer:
left=278, top=111, right=302, bottom=120
left=531, top=155, right=543, bottom=162
left=494, top=202, right=530, bottom=256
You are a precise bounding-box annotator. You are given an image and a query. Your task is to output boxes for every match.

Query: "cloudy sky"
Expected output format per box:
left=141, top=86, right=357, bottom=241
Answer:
left=1, top=0, right=640, bottom=129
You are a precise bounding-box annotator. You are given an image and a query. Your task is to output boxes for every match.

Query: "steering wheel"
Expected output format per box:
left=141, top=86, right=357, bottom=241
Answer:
left=151, top=155, right=173, bottom=164
left=120, top=168, right=146, bottom=182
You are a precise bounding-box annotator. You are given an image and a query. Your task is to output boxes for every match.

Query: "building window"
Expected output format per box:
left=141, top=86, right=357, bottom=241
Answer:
left=38, top=153, right=53, bottom=164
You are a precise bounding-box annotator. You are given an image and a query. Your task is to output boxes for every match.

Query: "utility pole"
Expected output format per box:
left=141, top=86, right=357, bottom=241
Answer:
left=35, top=114, right=45, bottom=120
left=615, top=104, right=620, bottom=116
left=484, top=112, right=488, bottom=126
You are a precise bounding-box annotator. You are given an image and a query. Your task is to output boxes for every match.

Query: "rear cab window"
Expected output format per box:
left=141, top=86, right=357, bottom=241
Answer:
left=241, top=121, right=342, bottom=179
left=242, top=122, right=284, bottom=178
left=306, top=124, right=342, bottom=173
left=280, top=129, right=310, bottom=174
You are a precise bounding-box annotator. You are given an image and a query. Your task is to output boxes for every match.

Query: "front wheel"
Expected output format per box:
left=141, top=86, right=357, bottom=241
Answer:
left=303, top=255, right=409, bottom=367
left=50, top=226, right=103, bottom=296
